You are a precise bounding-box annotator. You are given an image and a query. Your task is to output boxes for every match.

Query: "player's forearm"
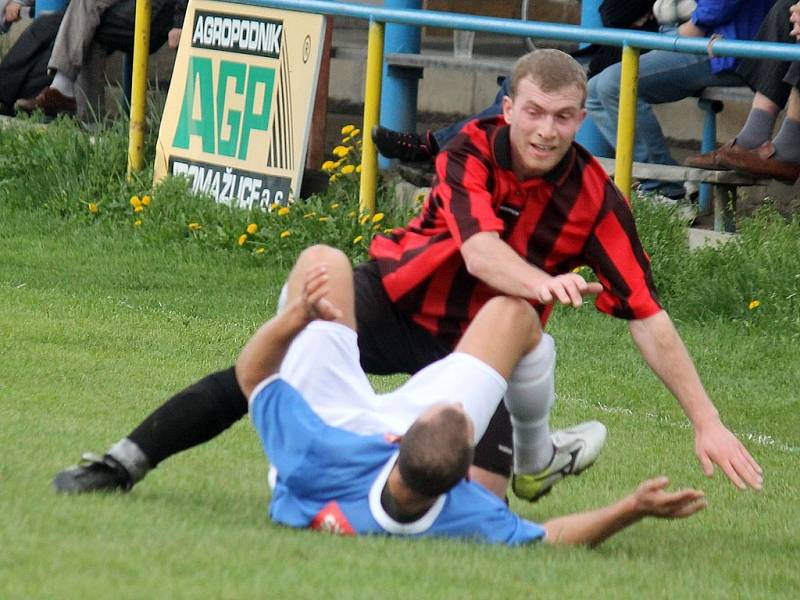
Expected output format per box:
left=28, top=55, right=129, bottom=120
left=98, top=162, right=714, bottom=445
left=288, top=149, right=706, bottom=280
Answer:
left=461, top=232, right=548, bottom=297
left=543, top=494, right=642, bottom=547
left=628, top=311, right=719, bottom=427
left=235, top=301, right=310, bottom=397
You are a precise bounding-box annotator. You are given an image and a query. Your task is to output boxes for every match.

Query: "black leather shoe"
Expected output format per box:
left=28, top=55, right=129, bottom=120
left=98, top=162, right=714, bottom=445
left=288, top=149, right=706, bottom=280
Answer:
left=371, top=126, right=438, bottom=162
left=52, top=453, right=133, bottom=494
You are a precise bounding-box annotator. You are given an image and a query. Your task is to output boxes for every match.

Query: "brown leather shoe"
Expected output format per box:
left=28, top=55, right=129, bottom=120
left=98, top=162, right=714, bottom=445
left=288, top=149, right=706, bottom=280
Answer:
left=14, top=87, right=77, bottom=117
left=717, top=141, right=800, bottom=183
left=685, top=139, right=736, bottom=170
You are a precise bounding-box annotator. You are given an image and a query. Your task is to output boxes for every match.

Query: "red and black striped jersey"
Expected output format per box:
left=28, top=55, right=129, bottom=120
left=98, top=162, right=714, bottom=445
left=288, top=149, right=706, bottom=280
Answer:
left=369, top=116, right=661, bottom=346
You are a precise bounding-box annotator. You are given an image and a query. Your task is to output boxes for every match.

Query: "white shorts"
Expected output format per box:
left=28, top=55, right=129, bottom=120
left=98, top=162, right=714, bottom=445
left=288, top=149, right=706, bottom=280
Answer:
left=275, top=321, right=507, bottom=443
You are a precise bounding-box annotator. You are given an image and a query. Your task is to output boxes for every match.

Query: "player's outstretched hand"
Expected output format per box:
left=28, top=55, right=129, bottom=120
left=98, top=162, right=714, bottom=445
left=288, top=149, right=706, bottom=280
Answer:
left=694, top=418, right=763, bottom=490
left=634, top=477, right=706, bottom=519
left=301, top=265, right=343, bottom=322
left=532, top=273, right=603, bottom=307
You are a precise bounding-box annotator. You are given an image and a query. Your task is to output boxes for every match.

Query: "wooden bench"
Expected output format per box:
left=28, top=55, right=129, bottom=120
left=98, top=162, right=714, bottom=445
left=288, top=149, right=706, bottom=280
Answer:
left=596, top=158, right=768, bottom=233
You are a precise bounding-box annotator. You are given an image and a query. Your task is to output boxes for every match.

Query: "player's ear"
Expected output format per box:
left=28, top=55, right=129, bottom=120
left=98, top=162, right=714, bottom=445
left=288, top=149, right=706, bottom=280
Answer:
left=384, top=433, right=402, bottom=445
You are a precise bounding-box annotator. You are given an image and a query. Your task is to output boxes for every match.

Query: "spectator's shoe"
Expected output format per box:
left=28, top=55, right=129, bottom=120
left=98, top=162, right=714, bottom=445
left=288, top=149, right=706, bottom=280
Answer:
left=371, top=126, right=439, bottom=162
left=14, top=87, right=77, bottom=117
left=511, top=421, right=607, bottom=503
left=685, top=139, right=737, bottom=170
left=52, top=453, right=133, bottom=494
left=717, top=141, right=800, bottom=183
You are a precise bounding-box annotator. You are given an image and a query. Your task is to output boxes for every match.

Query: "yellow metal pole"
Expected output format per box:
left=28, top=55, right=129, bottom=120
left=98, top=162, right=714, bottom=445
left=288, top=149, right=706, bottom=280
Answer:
left=127, top=0, right=152, bottom=178
left=359, top=19, right=385, bottom=215
left=614, top=44, right=640, bottom=199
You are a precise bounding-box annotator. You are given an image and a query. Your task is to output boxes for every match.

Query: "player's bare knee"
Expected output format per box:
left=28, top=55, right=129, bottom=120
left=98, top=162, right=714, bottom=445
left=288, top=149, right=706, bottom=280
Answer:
left=298, top=245, right=351, bottom=274
left=484, top=297, right=541, bottom=344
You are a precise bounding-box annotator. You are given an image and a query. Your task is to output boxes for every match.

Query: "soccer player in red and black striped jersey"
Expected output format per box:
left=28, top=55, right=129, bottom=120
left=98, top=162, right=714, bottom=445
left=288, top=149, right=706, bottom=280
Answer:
left=54, top=50, right=763, bottom=501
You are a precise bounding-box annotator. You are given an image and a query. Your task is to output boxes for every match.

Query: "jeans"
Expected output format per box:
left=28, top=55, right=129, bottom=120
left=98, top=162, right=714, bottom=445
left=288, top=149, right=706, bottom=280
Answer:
left=586, top=47, right=743, bottom=197
left=433, top=77, right=510, bottom=149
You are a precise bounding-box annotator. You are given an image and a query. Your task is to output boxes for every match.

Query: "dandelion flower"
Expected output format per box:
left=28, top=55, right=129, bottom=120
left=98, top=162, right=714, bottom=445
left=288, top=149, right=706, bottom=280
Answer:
left=246, top=223, right=258, bottom=234
left=330, top=203, right=340, bottom=210
left=255, top=247, right=266, bottom=255
left=351, top=128, right=360, bottom=138
left=278, top=207, right=290, bottom=216
left=141, top=195, right=151, bottom=207
left=130, top=195, right=142, bottom=209
left=270, top=202, right=281, bottom=211
left=748, top=300, right=761, bottom=310
left=280, top=230, right=291, bottom=239
left=333, top=145, right=349, bottom=158
left=238, top=234, right=248, bottom=246
left=188, top=222, right=202, bottom=231
left=134, top=219, right=142, bottom=226
left=304, top=212, right=316, bottom=219
left=353, top=235, right=364, bottom=244
left=383, top=227, right=393, bottom=234
left=341, top=165, right=355, bottom=175
left=321, top=160, right=336, bottom=172
left=359, top=214, right=370, bottom=225
left=88, top=203, right=99, bottom=214
left=134, top=205, right=144, bottom=213
left=341, top=124, right=355, bottom=135
left=347, top=211, right=357, bottom=218
left=356, top=165, right=362, bottom=173
left=329, top=174, right=338, bottom=183
left=371, top=212, right=385, bottom=224
left=319, top=216, right=330, bottom=222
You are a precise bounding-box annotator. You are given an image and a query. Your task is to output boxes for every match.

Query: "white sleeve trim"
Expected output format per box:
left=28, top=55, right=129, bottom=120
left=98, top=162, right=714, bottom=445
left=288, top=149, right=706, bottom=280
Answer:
left=248, top=374, right=281, bottom=412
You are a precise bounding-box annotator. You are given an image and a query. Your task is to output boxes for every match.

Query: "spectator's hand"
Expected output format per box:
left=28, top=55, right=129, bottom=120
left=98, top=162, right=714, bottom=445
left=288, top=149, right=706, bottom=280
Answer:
left=4, top=2, right=21, bottom=24
left=694, top=416, right=763, bottom=490
left=677, top=20, right=706, bottom=37
left=790, top=3, right=800, bottom=40
left=633, top=477, right=706, bottom=519
left=300, top=265, right=343, bottom=322
left=168, top=28, right=182, bottom=49
left=531, top=273, right=602, bottom=307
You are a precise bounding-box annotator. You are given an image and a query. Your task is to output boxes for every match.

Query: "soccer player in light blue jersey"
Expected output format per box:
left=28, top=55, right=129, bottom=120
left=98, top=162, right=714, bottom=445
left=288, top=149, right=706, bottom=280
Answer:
left=235, top=244, right=706, bottom=546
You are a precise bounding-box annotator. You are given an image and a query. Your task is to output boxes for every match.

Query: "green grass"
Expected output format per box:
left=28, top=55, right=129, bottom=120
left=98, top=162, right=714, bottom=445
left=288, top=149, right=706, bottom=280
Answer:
left=1, top=204, right=798, bottom=599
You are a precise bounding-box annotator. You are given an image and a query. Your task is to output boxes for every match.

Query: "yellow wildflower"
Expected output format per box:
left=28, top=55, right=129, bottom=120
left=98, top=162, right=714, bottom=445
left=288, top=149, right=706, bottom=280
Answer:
left=134, top=219, right=142, bottom=227
left=255, top=247, right=266, bottom=255
left=321, top=160, right=336, bottom=172
left=351, top=128, right=360, bottom=138
left=134, top=205, right=144, bottom=213
left=246, top=223, right=258, bottom=234
left=359, top=214, right=370, bottom=225
left=88, top=203, right=99, bottom=214
left=278, top=207, right=290, bottom=216
left=341, top=124, right=355, bottom=135
left=130, top=195, right=142, bottom=209
left=141, top=195, right=151, bottom=207
left=238, top=234, right=248, bottom=246
left=333, top=145, right=350, bottom=158
left=330, top=203, right=340, bottom=209
left=280, top=230, right=291, bottom=239
left=341, top=165, right=355, bottom=175
left=748, top=300, right=761, bottom=310
left=270, top=202, right=281, bottom=211
left=383, top=227, right=394, bottom=234
left=356, top=165, right=362, bottom=173
left=304, top=212, right=317, bottom=219
left=371, top=212, right=385, bottom=224
left=329, top=174, right=338, bottom=183
left=373, top=224, right=381, bottom=231
left=353, top=235, right=364, bottom=244
left=319, top=217, right=330, bottom=222
left=347, top=211, right=357, bottom=218
left=188, top=222, right=202, bottom=231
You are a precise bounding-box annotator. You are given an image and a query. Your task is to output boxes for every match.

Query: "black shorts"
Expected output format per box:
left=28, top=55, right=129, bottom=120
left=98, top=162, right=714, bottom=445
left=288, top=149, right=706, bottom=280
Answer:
left=353, top=261, right=512, bottom=477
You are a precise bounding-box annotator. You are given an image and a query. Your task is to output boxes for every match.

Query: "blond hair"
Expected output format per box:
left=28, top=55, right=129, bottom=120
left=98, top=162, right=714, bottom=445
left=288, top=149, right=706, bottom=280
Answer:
left=508, top=49, right=588, bottom=106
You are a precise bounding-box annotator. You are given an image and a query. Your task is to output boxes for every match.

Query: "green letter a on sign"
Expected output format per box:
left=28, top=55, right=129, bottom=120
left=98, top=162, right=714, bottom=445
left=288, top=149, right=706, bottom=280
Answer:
left=173, top=57, right=216, bottom=153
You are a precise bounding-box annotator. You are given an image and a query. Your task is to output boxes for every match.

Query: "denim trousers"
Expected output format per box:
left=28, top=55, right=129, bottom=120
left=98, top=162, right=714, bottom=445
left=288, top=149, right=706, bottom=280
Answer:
left=587, top=47, right=742, bottom=195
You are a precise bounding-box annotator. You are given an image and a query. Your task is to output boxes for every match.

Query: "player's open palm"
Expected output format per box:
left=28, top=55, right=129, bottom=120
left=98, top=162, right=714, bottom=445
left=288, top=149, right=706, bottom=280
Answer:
left=634, top=477, right=706, bottom=519
left=533, top=273, right=603, bottom=307
left=694, top=420, right=763, bottom=490
left=302, top=265, right=343, bottom=322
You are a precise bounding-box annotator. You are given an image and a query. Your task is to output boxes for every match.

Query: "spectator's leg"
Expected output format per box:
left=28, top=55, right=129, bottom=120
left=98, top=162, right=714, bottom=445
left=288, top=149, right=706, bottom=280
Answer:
left=733, top=94, right=781, bottom=150
left=771, top=71, right=800, bottom=164
left=74, top=42, right=106, bottom=121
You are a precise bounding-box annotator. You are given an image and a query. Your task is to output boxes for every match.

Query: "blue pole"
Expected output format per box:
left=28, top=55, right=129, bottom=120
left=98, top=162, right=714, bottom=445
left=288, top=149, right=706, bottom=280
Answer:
left=35, top=0, right=67, bottom=17
left=576, top=0, right=607, bottom=154
left=378, top=0, right=422, bottom=169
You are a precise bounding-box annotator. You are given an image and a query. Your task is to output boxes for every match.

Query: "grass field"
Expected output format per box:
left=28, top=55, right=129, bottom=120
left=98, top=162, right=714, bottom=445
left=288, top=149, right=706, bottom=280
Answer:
left=1, top=203, right=799, bottom=599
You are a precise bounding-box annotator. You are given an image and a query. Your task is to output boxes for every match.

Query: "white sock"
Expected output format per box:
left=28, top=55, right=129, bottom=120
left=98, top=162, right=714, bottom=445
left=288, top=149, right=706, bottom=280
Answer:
left=51, top=72, right=76, bottom=98
left=503, top=334, right=556, bottom=474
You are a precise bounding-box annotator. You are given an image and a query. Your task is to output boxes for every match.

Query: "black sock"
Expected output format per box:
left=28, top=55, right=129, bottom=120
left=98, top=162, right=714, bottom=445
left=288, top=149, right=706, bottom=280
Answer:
left=127, top=367, right=248, bottom=467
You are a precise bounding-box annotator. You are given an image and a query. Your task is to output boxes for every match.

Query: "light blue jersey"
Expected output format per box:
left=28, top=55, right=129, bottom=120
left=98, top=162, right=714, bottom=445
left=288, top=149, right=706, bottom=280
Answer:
left=251, top=378, right=546, bottom=546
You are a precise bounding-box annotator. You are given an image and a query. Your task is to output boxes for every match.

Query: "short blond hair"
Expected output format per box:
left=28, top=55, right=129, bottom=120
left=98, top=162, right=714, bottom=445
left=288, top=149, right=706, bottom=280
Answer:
left=508, top=49, right=588, bottom=106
